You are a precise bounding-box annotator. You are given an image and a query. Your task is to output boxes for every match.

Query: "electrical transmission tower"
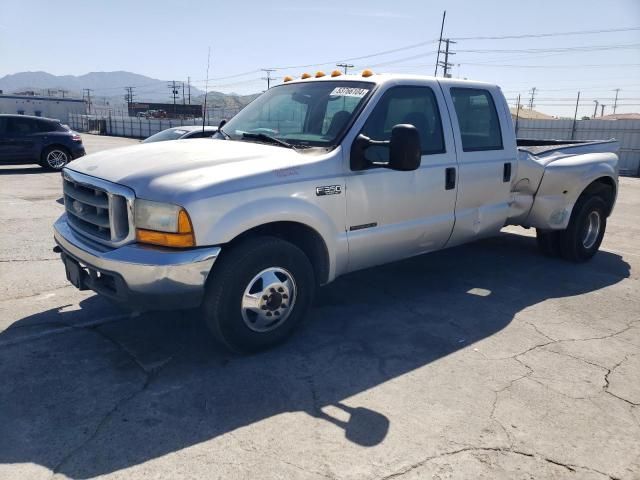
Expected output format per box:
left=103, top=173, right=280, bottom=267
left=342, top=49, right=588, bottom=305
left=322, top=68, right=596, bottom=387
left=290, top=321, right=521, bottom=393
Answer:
left=124, top=86, right=136, bottom=104
left=336, top=63, right=354, bottom=74
left=528, top=87, right=537, bottom=110
left=261, top=69, right=277, bottom=90
left=83, top=89, right=93, bottom=114
left=437, top=39, right=456, bottom=77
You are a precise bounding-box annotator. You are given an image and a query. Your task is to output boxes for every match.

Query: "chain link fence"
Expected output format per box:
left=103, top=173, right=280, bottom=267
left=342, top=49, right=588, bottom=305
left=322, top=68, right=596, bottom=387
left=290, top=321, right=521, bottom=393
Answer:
left=69, top=106, right=242, bottom=139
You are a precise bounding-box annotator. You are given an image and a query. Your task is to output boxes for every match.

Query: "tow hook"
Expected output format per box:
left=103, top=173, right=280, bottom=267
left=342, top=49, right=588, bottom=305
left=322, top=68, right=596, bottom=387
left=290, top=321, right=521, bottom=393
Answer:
left=53, top=245, right=62, bottom=254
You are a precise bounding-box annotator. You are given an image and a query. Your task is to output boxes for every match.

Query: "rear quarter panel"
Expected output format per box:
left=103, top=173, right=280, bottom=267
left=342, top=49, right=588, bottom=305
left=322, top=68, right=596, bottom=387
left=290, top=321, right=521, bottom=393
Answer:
left=526, top=152, right=618, bottom=229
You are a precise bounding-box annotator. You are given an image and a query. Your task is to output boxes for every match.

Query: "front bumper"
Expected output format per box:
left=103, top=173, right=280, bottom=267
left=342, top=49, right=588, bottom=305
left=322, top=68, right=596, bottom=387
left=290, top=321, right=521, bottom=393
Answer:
left=53, top=215, right=220, bottom=310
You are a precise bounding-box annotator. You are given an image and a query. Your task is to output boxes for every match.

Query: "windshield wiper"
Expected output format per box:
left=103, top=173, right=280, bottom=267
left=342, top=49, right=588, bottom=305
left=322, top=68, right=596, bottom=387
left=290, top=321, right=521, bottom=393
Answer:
left=241, top=132, right=294, bottom=149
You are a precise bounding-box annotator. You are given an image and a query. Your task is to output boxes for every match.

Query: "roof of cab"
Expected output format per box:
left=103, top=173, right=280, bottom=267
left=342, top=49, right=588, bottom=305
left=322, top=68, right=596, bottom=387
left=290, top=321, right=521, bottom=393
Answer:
left=280, top=72, right=499, bottom=90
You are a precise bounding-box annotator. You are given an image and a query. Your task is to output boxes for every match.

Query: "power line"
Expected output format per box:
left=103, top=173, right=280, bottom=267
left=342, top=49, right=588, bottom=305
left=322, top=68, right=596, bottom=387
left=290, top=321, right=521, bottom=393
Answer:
left=451, top=26, right=640, bottom=41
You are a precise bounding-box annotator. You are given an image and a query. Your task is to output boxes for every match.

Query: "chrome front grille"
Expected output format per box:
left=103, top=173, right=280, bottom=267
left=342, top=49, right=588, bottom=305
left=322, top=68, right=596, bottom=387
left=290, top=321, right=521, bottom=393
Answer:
left=62, top=170, right=135, bottom=247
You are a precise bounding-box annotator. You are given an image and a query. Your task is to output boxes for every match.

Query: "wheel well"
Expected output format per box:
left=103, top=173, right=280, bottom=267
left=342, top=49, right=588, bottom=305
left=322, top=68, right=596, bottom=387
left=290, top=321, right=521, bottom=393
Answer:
left=227, top=222, right=330, bottom=285
left=41, top=144, right=70, bottom=159
left=579, top=176, right=616, bottom=216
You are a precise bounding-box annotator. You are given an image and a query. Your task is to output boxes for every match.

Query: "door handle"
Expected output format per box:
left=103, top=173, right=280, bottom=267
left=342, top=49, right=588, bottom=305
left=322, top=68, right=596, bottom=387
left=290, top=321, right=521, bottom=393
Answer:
left=503, top=162, right=512, bottom=182
left=445, top=167, right=456, bottom=190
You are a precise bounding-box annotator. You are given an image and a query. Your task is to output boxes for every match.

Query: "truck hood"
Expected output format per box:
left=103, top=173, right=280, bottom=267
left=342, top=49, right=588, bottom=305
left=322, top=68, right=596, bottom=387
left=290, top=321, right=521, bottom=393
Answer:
left=66, top=138, right=324, bottom=201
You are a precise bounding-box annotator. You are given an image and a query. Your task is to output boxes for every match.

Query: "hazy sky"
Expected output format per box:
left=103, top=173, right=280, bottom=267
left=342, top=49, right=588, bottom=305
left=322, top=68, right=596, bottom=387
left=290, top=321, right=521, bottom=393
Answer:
left=1, top=0, right=639, bottom=117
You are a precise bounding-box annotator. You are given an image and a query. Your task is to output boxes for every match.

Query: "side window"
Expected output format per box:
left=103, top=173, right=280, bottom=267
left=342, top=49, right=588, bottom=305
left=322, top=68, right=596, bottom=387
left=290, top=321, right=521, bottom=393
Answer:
left=450, top=88, right=503, bottom=152
left=36, top=120, right=54, bottom=133
left=6, top=118, right=35, bottom=135
left=360, top=86, right=445, bottom=164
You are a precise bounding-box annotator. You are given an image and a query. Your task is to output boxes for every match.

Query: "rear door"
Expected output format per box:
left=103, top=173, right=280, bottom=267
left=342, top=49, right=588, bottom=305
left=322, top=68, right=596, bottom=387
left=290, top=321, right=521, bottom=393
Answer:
left=442, top=86, right=515, bottom=246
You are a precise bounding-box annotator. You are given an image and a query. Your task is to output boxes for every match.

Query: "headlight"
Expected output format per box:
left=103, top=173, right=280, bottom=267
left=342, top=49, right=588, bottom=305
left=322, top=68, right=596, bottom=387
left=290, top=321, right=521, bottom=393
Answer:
left=134, top=199, right=195, bottom=248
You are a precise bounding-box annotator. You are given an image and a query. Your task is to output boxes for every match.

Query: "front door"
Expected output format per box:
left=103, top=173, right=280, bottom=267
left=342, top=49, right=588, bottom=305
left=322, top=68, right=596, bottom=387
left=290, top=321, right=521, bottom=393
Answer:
left=345, top=83, right=458, bottom=273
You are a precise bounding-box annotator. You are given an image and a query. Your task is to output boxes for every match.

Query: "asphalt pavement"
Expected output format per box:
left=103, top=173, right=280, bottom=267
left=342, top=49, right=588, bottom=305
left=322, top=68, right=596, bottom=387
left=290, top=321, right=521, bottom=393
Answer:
left=0, top=134, right=638, bottom=479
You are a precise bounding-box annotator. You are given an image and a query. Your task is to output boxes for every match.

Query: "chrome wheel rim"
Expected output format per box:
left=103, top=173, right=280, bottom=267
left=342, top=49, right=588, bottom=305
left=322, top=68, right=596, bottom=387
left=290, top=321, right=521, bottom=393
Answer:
left=582, top=210, right=601, bottom=249
left=46, top=150, right=68, bottom=169
left=241, top=267, right=296, bottom=333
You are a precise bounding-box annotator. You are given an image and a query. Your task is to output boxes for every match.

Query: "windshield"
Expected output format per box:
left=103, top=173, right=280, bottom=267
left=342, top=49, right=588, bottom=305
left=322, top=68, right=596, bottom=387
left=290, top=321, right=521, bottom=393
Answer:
left=143, top=128, right=190, bottom=143
left=218, top=81, right=374, bottom=148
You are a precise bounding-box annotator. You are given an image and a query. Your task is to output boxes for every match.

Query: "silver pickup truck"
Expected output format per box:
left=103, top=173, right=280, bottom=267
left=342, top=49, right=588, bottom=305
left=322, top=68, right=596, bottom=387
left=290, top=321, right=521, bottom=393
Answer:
left=54, top=72, right=618, bottom=352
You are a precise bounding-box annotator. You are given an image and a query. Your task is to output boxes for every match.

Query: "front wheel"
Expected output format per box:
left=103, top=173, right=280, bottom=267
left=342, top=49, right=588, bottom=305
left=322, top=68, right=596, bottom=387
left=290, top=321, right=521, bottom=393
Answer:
left=201, top=236, right=315, bottom=353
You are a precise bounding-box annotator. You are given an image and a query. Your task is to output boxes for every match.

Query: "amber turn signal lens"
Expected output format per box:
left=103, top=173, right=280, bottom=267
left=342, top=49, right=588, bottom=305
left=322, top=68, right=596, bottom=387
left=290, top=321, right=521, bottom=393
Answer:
left=315, top=71, right=325, bottom=78
left=283, top=75, right=294, bottom=82
left=301, top=72, right=311, bottom=79
left=136, top=229, right=195, bottom=248
left=136, top=208, right=195, bottom=248
left=361, top=69, right=374, bottom=77
left=331, top=70, right=342, bottom=77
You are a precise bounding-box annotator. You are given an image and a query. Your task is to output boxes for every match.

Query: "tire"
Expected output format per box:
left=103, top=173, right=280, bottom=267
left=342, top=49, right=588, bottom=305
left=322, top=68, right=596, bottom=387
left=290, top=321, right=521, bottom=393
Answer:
left=40, top=146, right=70, bottom=171
left=201, top=236, right=316, bottom=353
left=536, top=229, right=562, bottom=257
left=558, top=195, right=607, bottom=262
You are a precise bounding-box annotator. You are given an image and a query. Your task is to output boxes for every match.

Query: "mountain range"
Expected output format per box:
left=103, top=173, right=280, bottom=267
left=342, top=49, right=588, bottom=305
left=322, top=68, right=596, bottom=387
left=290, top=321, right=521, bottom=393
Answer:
left=0, top=71, right=258, bottom=108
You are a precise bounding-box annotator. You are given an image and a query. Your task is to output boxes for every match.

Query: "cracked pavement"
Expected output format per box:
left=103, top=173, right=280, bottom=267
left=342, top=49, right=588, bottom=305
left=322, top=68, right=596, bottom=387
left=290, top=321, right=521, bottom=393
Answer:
left=0, top=135, right=639, bottom=479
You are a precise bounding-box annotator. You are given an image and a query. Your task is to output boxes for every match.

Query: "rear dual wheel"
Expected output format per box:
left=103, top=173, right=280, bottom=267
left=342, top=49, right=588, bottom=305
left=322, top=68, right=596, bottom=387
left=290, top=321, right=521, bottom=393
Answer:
left=536, top=195, right=607, bottom=262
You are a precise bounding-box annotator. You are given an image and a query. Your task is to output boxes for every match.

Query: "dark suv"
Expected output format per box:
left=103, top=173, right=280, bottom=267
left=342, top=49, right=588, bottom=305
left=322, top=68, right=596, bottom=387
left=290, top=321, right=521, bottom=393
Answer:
left=0, top=114, right=86, bottom=170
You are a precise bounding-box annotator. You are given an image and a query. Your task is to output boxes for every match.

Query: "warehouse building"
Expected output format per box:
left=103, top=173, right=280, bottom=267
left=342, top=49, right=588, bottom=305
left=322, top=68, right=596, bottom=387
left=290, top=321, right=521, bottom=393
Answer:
left=0, top=93, right=86, bottom=122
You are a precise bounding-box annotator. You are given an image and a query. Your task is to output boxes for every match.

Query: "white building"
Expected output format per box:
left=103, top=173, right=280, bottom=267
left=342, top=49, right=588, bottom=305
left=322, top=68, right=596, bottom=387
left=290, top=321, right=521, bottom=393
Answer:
left=0, top=94, right=86, bottom=122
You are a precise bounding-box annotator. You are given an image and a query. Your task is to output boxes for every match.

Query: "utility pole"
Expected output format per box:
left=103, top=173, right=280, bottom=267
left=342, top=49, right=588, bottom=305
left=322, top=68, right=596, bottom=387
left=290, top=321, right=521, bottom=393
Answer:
left=612, top=88, right=620, bottom=114
left=60, top=89, right=68, bottom=99
left=514, top=94, right=521, bottom=135
left=600, top=104, right=606, bottom=117
left=168, top=80, right=179, bottom=115
left=528, top=87, right=537, bottom=110
left=336, top=63, right=354, bottom=74
left=261, top=69, right=276, bottom=90
left=438, top=39, right=456, bottom=78
left=571, top=91, right=581, bottom=140
left=83, top=89, right=93, bottom=114
left=434, top=10, right=446, bottom=76
left=182, top=82, right=185, bottom=105
left=592, top=100, right=599, bottom=119
left=187, top=76, right=191, bottom=104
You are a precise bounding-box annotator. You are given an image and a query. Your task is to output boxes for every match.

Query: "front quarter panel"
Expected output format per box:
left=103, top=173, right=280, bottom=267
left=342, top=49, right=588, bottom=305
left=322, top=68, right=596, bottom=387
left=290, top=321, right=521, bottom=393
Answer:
left=185, top=162, right=348, bottom=282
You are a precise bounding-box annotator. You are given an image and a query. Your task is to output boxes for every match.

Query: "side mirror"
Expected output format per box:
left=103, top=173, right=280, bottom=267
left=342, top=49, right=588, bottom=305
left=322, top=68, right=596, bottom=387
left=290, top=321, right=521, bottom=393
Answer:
left=388, top=124, right=421, bottom=171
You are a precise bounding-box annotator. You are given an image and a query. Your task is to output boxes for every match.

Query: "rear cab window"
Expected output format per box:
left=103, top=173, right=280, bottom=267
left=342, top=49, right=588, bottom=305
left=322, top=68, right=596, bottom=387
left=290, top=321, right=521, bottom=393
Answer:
left=450, top=88, right=503, bottom=152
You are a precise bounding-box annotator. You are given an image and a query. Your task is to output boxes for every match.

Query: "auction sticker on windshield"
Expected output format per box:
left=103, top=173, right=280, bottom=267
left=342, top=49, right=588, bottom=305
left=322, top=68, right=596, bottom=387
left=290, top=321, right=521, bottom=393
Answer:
left=330, top=87, right=369, bottom=98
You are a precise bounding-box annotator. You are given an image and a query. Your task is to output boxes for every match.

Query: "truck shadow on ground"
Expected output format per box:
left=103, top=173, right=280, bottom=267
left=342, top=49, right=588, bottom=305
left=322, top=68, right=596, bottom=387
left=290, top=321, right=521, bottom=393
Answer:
left=0, top=232, right=630, bottom=478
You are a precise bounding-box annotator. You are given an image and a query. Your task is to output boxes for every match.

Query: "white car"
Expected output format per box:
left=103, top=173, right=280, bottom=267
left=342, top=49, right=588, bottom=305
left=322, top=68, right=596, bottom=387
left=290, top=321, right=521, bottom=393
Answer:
left=54, top=71, right=618, bottom=352
left=142, top=125, right=218, bottom=143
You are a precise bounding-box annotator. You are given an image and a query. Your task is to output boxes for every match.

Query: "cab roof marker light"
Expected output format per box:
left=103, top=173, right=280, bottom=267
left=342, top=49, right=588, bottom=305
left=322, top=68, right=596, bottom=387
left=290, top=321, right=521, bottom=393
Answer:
left=315, top=71, right=326, bottom=78
left=331, top=70, right=342, bottom=77
left=301, top=73, right=311, bottom=79
left=362, top=69, right=374, bottom=77
left=283, top=75, right=294, bottom=82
